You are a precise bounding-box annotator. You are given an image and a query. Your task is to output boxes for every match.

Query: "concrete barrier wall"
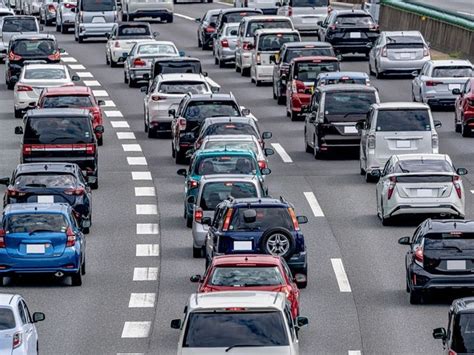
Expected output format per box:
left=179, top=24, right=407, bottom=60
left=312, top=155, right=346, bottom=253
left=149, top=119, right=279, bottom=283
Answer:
left=331, top=0, right=364, bottom=4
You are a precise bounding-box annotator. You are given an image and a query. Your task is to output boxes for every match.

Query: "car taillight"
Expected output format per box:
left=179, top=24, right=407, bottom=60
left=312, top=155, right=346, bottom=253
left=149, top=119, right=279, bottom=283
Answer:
left=288, top=208, right=300, bottom=231
left=16, top=84, right=33, bottom=92
left=426, top=80, right=442, bottom=86
left=12, top=332, right=21, bottom=349
left=85, top=143, right=96, bottom=155
left=423, top=46, right=429, bottom=57
left=256, top=53, right=261, bottom=65
left=64, top=3, right=75, bottom=8
left=432, top=134, right=438, bottom=150
left=66, top=227, right=76, bottom=247
left=288, top=6, right=292, bottom=16
left=8, top=51, right=21, bottom=61
left=453, top=175, right=462, bottom=199
left=414, top=246, right=423, bottom=267
left=133, top=58, right=146, bottom=67
left=22, top=144, right=32, bottom=156
left=448, top=350, right=457, bottom=355
left=151, top=95, right=165, bottom=101
left=387, top=176, right=397, bottom=200
left=0, top=229, right=5, bottom=248
left=221, top=39, right=229, bottom=48
left=368, top=134, right=376, bottom=149
left=6, top=187, right=26, bottom=197
left=47, top=51, right=60, bottom=61
left=194, top=208, right=203, bottom=223
left=187, top=180, right=198, bottom=189
left=258, top=160, right=267, bottom=169
left=381, top=46, right=387, bottom=57
left=114, top=41, right=120, bottom=48
left=242, top=42, right=252, bottom=51
left=292, top=80, right=305, bottom=94
left=222, top=208, right=233, bottom=232
left=48, top=4, right=55, bottom=12
left=178, top=118, right=186, bottom=130
left=64, top=187, right=85, bottom=196
left=205, top=26, right=215, bottom=33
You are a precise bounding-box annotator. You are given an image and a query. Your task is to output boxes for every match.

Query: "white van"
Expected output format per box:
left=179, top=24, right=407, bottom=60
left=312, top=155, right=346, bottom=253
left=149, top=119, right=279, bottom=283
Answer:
left=121, top=0, right=173, bottom=23
left=277, top=0, right=329, bottom=33
left=234, top=0, right=279, bottom=15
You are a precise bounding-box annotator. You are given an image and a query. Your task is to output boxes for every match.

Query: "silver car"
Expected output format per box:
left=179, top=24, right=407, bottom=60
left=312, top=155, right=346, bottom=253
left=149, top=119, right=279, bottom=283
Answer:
left=39, top=0, right=58, bottom=26
left=74, top=0, right=117, bottom=43
left=213, top=22, right=238, bottom=68
left=277, top=0, right=329, bottom=34
left=412, top=59, right=473, bottom=107
left=373, top=154, right=467, bottom=225
left=190, top=175, right=265, bottom=257
left=0, top=16, right=40, bottom=59
left=368, top=31, right=431, bottom=78
left=55, top=0, right=76, bottom=34
left=359, top=102, right=441, bottom=182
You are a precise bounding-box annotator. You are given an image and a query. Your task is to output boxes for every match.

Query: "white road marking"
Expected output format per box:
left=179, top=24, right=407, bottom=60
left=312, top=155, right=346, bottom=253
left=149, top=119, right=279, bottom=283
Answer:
left=122, top=144, right=142, bottom=152
left=135, top=187, right=155, bottom=196
left=111, top=121, right=129, bottom=128
left=216, top=1, right=232, bottom=5
left=174, top=13, right=196, bottom=21
left=331, top=258, right=352, bottom=293
left=104, top=110, right=123, bottom=118
left=470, top=190, right=474, bottom=194
left=92, top=90, right=109, bottom=97
left=121, top=321, right=151, bottom=338
left=76, top=72, right=93, bottom=78
left=348, top=351, right=362, bottom=355
left=133, top=267, right=158, bottom=281
left=62, top=51, right=69, bottom=55
left=271, top=143, right=293, bottom=163
left=136, top=204, right=157, bottom=215
left=132, top=171, right=152, bottom=181
left=136, top=244, right=159, bottom=256
left=68, top=64, right=85, bottom=70
left=83, top=80, right=101, bottom=87
left=303, top=192, right=325, bottom=217
left=117, top=353, right=144, bottom=355
left=129, top=293, right=156, bottom=308
left=117, top=132, right=136, bottom=140
left=101, top=100, right=116, bottom=107
left=136, top=223, right=159, bottom=234
left=128, top=157, right=148, bottom=166
left=61, top=57, right=77, bottom=63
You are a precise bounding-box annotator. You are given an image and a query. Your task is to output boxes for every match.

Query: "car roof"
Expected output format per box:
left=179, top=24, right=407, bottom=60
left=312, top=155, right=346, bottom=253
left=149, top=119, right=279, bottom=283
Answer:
left=212, top=254, right=282, bottom=266
left=424, top=219, right=474, bottom=234
left=2, top=15, right=36, bottom=20
left=318, top=84, right=377, bottom=92
left=16, top=163, right=78, bottom=174
left=42, top=86, right=92, bottom=95
left=200, top=174, right=260, bottom=184
left=318, top=71, right=368, bottom=78
left=231, top=197, right=288, bottom=206
left=372, top=102, right=429, bottom=110
left=242, top=15, right=291, bottom=22
left=116, top=21, right=150, bottom=27
left=23, top=63, right=66, bottom=70
left=255, top=28, right=298, bottom=35
left=187, top=93, right=236, bottom=101
left=291, top=56, right=338, bottom=63
left=4, top=202, right=70, bottom=214
left=26, top=108, right=90, bottom=117
left=381, top=30, right=422, bottom=37
left=195, top=148, right=256, bottom=157
left=430, top=59, right=472, bottom=67
left=219, top=8, right=262, bottom=15
left=202, top=116, right=254, bottom=125
left=154, top=56, right=200, bottom=63
left=283, top=41, right=332, bottom=48
left=158, top=73, right=206, bottom=82
left=188, top=291, right=286, bottom=311
left=0, top=293, right=18, bottom=306
left=394, top=153, right=449, bottom=161
left=205, top=8, right=222, bottom=15
left=136, top=40, right=175, bottom=46
left=452, top=297, right=474, bottom=314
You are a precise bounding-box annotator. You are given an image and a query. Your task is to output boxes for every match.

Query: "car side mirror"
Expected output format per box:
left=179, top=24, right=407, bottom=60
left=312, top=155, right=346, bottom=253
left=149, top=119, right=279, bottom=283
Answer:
left=190, top=274, right=202, bottom=283
left=411, top=70, right=419, bottom=77
left=153, top=31, right=159, bottom=37
left=202, top=217, right=212, bottom=226
left=28, top=101, right=37, bottom=108
left=296, top=316, right=309, bottom=328
left=177, top=169, right=187, bottom=177
left=370, top=169, right=381, bottom=178
left=202, top=72, right=208, bottom=77
left=168, top=108, right=176, bottom=117
left=242, top=108, right=250, bottom=116
left=72, top=74, right=80, bottom=82
left=94, top=125, right=104, bottom=134
left=179, top=50, right=185, bottom=57
left=15, top=126, right=23, bottom=135
left=81, top=219, right=91, bottom=230
left=262, top=131, right=272, bottom=139
left=32, top=312, right=45, bottom=323
left=194, top=18, right=201, bottom=22
left=211, top=86, right=220, bottom=93
left=264, top=148, right=274, bottom=156
left=0, top=177, right=10, bottom=185
left=98, top=100, right=105, bottom=106
left=270, top=54, right=276, bottom=63
left=297, top=215, right=308, bottom=224
left=186, top=195, right=195, bottom=204
left=452, top=88, right=461, bottom=95
left=397, top=236, right=411, bottom=245
left=170, top=319, right=182, bottom=329
left=432, top=327, right=447, bottom=340
left=434, top=120, right=442, bottom=128
left=261, top=168, right=271, bottom=175
left=355, top=120, right=366, bottom=131
left=121, top=52, right=129, bottom=59
left=140, top=86, right=148, bottom=93
left=456, top=167, right=468, bottom=175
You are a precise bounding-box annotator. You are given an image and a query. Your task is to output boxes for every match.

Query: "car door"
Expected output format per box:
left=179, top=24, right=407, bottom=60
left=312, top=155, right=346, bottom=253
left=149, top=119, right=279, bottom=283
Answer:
left=21, top=300, right=38, bottom=353
left=371, top=35, right=383, bottom=66
left=413, top=62, right=427, bottom=97
left=376, top=157, right=392, bottom=211
left=461, top=80, right=471, bottom=117
left=206, top=206, right=224, bottom=256
left=17, top=300, right=35, bottom=353
left=107, top=25, right=117, bottom=55
left=359, top=106, right=373, bottom=165
left=406, top=225, right=422, bottom=269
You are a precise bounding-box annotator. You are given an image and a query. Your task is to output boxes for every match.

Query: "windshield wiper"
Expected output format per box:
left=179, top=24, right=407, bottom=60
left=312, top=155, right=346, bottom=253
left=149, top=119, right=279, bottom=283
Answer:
left=343, top=112, right=364, bottom=118
left=29, top=229, right=57, bottom=235
left=225, top=344, right=266, bottom=352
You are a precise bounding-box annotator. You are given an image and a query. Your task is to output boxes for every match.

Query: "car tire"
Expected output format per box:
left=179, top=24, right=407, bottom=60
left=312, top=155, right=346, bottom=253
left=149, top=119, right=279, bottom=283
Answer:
left=261, top=227, right=295, bottom=260
left=7, top=81, right=14, bottom=90
left=129, top=78, right=136, bottom=88
left=14, top=108, right=22, bottom=118
left=409, top=289, right=422, bottom=304
left=219, top=59, right=225, bottom=68
left=241, top=67, right=250, bottom=77
left=381, top=207, right=391, bottom=226
left=81, top=260, right=86, bottom=275
left=167, top=14, right=173, bottom=23
left=368, top=61, right=374, bottom=76
left=97, top=136, right=103, bottom=146
left=147, top=126, right=155, bottom=138
left=277, top=95, right=285, bottom=105
left=61, top=23, right=68, bottom=34
left=71, top=268, right=82, bottom=286
left=365, top=172, right=377, bottom=183
left=462, top=124, right=471, bottom=137
left=198, top=36, right=202, bottom=48
left=90, top=175, right=98, bottom=190
left=193, top=246, right=202, bottom=258
left=186, top=213, right=193, bottom=228
left=297, top=268, right=308, bottom=289
left=375, top=63, right=383, bottom=79
left=235, top=63, right=241, bottom=73
left=78, top=36, right=84, bottom=43
left=175, top=149, right=185, bottom=164
left=290, top=110, right=298, bottom=121
left=124, top=71, right=128, bottom=84
left=110, top=58, right=118, bottom=68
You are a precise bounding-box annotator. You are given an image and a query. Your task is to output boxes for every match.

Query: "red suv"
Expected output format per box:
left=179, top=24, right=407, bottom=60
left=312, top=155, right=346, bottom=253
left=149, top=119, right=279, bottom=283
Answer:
left=37, top=86, right=105, bottom=145
left=454, top=78, right=474, bottom=137
left=190, top=254, right=303, bottom=319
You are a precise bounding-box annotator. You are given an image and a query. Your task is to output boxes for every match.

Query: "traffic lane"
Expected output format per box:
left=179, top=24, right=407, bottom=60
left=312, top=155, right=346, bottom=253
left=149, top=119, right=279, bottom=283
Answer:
left=410, top=0, right=474, bottom=18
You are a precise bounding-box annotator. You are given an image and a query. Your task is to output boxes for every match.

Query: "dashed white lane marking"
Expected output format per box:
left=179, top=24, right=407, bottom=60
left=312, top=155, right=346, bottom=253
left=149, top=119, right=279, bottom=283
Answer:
left=470, top=190, right=474, bottom=194
left=76, top=72, right=93, bottom=78
left=61, top=57, right=77, bottom=63
left=117, top=132, right=136, bottom=140
left=271, top=143, right=293, bottom=163
left=104, top=110, right=123, bottom=118
left=129, top=293, right=156, bottom=308
left=135, top=187, right=155, bottom=196
left=133, top=267, right=159, bottom=281
left=128, top=157, right=148, bottom=166
left=62, top=51, right=69, bottom=55
left=111, top=121, right=129, bottom=128
left=92, top=90, right=108, bottom=97
left=136, top=223, right=159, bottom=235
left=174, top=13, right=195, bottom=21
left=68, top=64, right=85, bottom=70
left=117, top=353, right=144, bottom=355
left=121, top=321, right=151, bottom=338
left=331, top=258, right=352, bottom=293
left=83, top=80, right=101, bottom=87
left=348, top=351, right=362, bottom=355
left=136, top=244, right=159, bottom=256
left=216, top=1, right=232, bottom=5
left=303, top=192, right=325, bottom=217
left=122, top=144, right=142, bottom=152
left=132, top=171, right=152, bottom=181
left=101, top=100, right=116, bottom=107
left=136, top=204, right=157, bottom=215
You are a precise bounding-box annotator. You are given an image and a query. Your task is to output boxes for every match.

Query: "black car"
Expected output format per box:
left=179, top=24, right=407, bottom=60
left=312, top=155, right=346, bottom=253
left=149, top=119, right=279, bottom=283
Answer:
left=399, top=219, right=474, bottom=304
left=195, top=9, right=221, bottom=50
left=0, top=163, right=92, bottom=233
left=15, top=108, right=103, bottom=189
left=433, top=297, right=474, bottom=354
left=5, top=34, right=61, bottom=90
left=214, top=8, right=263, bottom=34
left=272, top=41, right=335, bottom=104
left=317, top=9, right=379, bottom=56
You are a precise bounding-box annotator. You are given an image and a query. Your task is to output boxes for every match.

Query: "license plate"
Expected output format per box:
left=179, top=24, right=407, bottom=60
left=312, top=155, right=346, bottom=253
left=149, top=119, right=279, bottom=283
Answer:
left=350, top=32, right=361, bottom=38
left=396, top=140, right=411, bottom=148
left=302, top=18, right=315, bottom=23
left=26, top=244, right=45, bottom=254
left=233, top=241, right=252, bottom=251
left=344, top=126, right=358, bottom=134
left=37, top=195, right=54, bottom=203
left=92, top=16, right=105, bottom=23
left=417, top=189, right=432, bottom=197
left=400, top=52, right=411, bottom=59
left=449, top=84, right=461, bottom=90
left=447, top=260, right=466, bottom=270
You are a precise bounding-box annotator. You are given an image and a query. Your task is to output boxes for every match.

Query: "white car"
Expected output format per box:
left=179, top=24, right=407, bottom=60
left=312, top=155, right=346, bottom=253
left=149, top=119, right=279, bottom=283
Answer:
left=0, top=293, right=45, bottom=355
left=55, top=0, right=76, bottom=34
left=13, top=64, right=79, bottom=118
left=373, top=154, right=468, bottom=225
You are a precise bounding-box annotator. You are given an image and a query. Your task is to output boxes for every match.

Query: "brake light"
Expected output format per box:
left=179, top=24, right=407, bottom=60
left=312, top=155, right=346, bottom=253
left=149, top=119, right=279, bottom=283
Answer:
left=47, top=4, right=55, bottom=12
left=432, top=134, right=438, bottom=150
left=114, top=41, right=120, bottom=48
left=16, top=84, right=32, bottom=92
left=64, top=187, right=85, bottom=196
left=288, top=6, right=292, bottom=16
left=225, top=307, right=246, bottom=311
left=242, top=42, right=252, bottom=51
left=8, top=51, right=21, bottom=61
left=453, top=176, right=462, bottom=199
left=222, top=208, right=233, bottom=231
left=414, top=246, right=423, bottom=267
left=6, top=187, right=26, bottom=197
left=133, top=58, right=146, bottom=67
left=256, top=53, right=261, bottom=65
left=85, top=143, right=96, bottom=155
left=368, top=134, right=375, bottom=149
left=12, top=332, right=21, bottom=349
left=426, top=80, right=442, bottom=86
left=288, top=208, right=300, bottom=231
left=64, top=2, right=75, bottom=8
left=381, top=46, right=387, bottom=57
left=0, top=229, right=5, bottom=248
left=47, top=51, right=60, bottom=61
left=22, top=144, right=32, bottom=156
left=423, top=46, right=429, bottom=57
left=194, top=208, right=203, bottom=223
left=205, top=26, right=215, bottom=33
left=292, top=80, right=305, bottom=94
left=187, top=180, right=198, bottom=189
left=178, top=118, right=186, bottom=130
left=258, top=160, right=267, bottom=169
left=448, top=350, right=457, bottom=355
left=387, top=176, right=397, bottom=200
left=221, top=39, right=229, bottom=48
left=66, top=227, right=76, bottom=247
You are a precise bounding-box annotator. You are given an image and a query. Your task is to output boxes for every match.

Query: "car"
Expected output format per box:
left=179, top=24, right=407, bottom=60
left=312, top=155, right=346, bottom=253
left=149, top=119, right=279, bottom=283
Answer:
left=204, top=196, right=308, bottom=278
left=277, top=0, right=330, bottom=34
left=272, top=41, right=335, bottom=104
left=0, top=293, right=45, bottom=354
left=170, top=93, right=249, bottom=164
left=190, top=255, right=303, bottom=318
left=373, top=154, right=468, bottom=225
left=22, top=0, right=42, bottom=15
left=285, top=56, right=339, bottom=121
left=251, top=28, right=301, bottom=86
left=121, top=0, right=173, bottom=23
left=235, top=0, right=279, bottom=14
left=142, top=73, right=212, bottom=138
left=412, top=59, right=473, bottom=107
left=195, top=9, right=221, bottom=50
left=454, top=78, right=474, bottom=136
left=124, top=40, right=181, bottom=87
left=368, top=31, right=431, bottom=78
left=105, top=22, right=155, bottom=67
left=214, top=8, right=263, bottom=36
left=55, top=0, right=76, bottom=34
left=358, top=102, right=442, bottom=182
left=13, top=64, right=80, bottom=118
left=317, top=9, right=379, bottom=57
left=15, top=109, right=103, bottom=189
left=399, top=220, right=474, bottom=304
left=315, top=71, right=369, bottom=86
left=189, top=176, right=266, bottom=257
left=74, top=0, right=117, bottom=43
left=433, top=297, right=474, bottom=353
left=235, top=15, right=295, bottom=76
left=177, top=148, right=271, bottom=228
left=170, top=291, right=308, bottom=354
left=39, top=0, right=58, bottom=26
left=304, top=84, right=379, bottom=158
left=0, top=203, right=86, bottom=286
left=213, top=22, right=238, bottom=68
left=1, top=17, right=40, bottom=61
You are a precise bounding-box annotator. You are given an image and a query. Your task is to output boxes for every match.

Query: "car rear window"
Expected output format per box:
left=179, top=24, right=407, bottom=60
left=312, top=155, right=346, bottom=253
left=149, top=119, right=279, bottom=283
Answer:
left=184, top=101, right=240, bottom=121
left=158, top=81, right=207, bottom=94
left=11, top=39, right=56, bottom=56
left=4, top=213, right=67, bottom=234
left=386, top=35, right=424, bottom=48
left=24, top=116, right=94, bottom=144
left=284, top=47, right=335, bottom=62
left=295, top=61, right=339, bottom=81
left=452, top=313, right=474, bottom=353
left=0, top=308, right=16, bottom=330
left=204, top=123, right=257, bottom=137
left=15, top=173, right=77, bottom=188
left=156, top=61, right=201, bottom=75
left=324, top=91, right=377, bottom=119
left=24, top=67, right=66, bottom=80
left=225, top=25, right=238, bottom=36
left=334, top=15, right=374, bottom=26
left=81, top=0, right=115, bottom=11
left=375, top=109, right=431, bottom=131
left=41, top=95, right=93, bottom=108
left=230, top=207, right=294, bottom=231
left=209, top=266, right=284, bottom=286
left=138, top=44, right=177, bottom=55
left=195, top=156, right=257, bottom=175
left=393, top=159, right=453, bottom=174
left=183, top=311, right=289, bottom=348
left=246, top=20, right=292, bottom=37
left=432, top=66, right=473, bottom=78
left=258, top=33, right=299, bottom=52
left=424, top=232, right=474, bottom=251
left=222, top=11, right=260, bottom=24
left=319, top=76, right=367, bottom=85
left=2, top=18, right=37, bottom=32
left=292, top=0, right=328, bottom=7
left=200, top=182, right=257, bottom=210
left=204, top=141, right=258, bottom=155
left=118, top=25, right=150, bottom=37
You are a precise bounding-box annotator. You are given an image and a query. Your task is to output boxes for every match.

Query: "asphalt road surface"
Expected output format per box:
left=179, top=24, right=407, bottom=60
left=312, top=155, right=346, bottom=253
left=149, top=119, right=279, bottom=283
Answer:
left=408, top=0, right=474, bottom=19
left=1, top=2, right=473, bottom=354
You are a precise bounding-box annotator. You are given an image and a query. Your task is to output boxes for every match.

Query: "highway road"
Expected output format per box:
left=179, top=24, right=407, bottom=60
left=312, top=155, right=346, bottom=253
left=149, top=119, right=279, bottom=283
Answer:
left=1, top=2, right=473, bottom=354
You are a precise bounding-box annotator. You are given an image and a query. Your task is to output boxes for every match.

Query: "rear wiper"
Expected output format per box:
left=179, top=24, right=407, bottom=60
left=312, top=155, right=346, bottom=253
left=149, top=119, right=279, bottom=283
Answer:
left=225, top=344, right=266, bottom=352
left=29, top=229, right=57, bottom=235
left=442, top=245, right=463, bottom=252
left=49, top=136, right=74, bottom=142
left=343, top=112, right=363, bottom=118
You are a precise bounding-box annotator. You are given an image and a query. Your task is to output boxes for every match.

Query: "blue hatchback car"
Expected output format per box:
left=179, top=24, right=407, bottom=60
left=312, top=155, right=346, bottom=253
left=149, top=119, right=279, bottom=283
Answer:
left=0, top=203, right=86, bottom=286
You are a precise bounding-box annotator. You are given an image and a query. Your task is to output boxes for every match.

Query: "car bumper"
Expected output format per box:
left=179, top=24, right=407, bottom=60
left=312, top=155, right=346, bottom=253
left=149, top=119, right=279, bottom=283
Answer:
left=366, top=148, right=437, bottom=172
left=110, top=49, right=130, bottom=62
left=129, top=67, right=152, bottom=81
left=129, top=8, right=173, bottom=18
left=78, top=23, right=115, bottom=38
left=320, top=134, right=361, bottom=150
left=61, top=14, right=76, bottom=24
left=149, top=119, right=172, bottom=133
left=255, top=65, right=273, bottom=81
left=378, top=56, right=429, bottom=72
left=292, top=17, right=323, bottom=32
left=410, top=264, right=474, bottom=291
left=0, top=252, right=81, bottom=273
left=219, top=48, right=237, bottom=61
left=192, top=221, right=208, bottom=248
left=331, top=41, right=373, bottom=54
left=14, top=92, right=40, bottom=110
left=240, top=52, right=252, bottom=69
left=387, top=201, right=464, bottom=218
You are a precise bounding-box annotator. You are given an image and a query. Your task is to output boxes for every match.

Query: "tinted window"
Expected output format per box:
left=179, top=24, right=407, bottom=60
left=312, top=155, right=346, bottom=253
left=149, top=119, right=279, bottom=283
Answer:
left=137, top=44, right=177, bottom=55
left=246, top=20, right=292, bottom=37
left=295, top=61, right=339, bottom=81
left=195, top=156, right=257, bottom=175
left=24, top=116, right=94, bottom=144
left=2, top=18, right=37, bottom=32
left=452, top=313, right=474, bottom=353
left=156, top=61, right=201, bottom=74
left=206, top=13, right=219, bottom=23
left=209, top=266, right=284, bottom=286
left=184, top=101, right=240, bottom=121
left=204, top=141, right=258, bottom=155
left=183, top=311, right=289, bottom=348
left=386, top=35, right=424, bottom=48
left=334, top=15, right=374, bottom=26
left=375, top=109, right=431, bottom=131
left=42, top=95, right=93, bottom=108
left=15, top=173, right=77, bottom=188
left=319, top=76, right=367, bottom=85
left=432, top=66, right=473, bottom=78
left=258, top=33, right=299, bottom=52
left=11, top=39, right=56, bottom=56
left=118, top=25, right=150, bottom=37
left=424, top=232, right=474, bottom=250
left=158, top=81, right=207, bottom=94
left=204, top=123, right=257, bottom=137
left=225, top=25, right=238, bottom=36
left=81, top=0, right=115, bottom=11
left=393, top=159, right=453, bottom=174
left=284, top=47, right=334, bottom=62
left=324, top=91, right=376, bottom=117
left=200, top=182, right=257, bottom=210
left=230, top=207, right=294, bottom=231
left=223, top=11, right=260, bottom=24
left=5, top=213, right=68, bottom=233
left=291, top=0, right=328, bottom=7
left=0, top=308, right=16, bottom=330
left=24, top=68, right=66, bottom=80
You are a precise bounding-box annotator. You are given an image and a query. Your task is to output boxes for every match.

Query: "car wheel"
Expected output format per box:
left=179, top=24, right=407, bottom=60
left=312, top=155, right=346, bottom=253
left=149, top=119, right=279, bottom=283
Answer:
left=193, top=246, right=202, bottom=258
left=409, top=289, right=423, bottom=304
left=147, top=126, right=155, bottom=138
left=241, top=67, right=250, bottom=77
left=290, top=110, right=298, bottom=121
left=411, top=87, right=417, bottom=102
left=381, top=207, right=391, bottom=226
left=197, top=36, right=202, bottom=48
left=90, top=175, right=98, bottom=190
left=462, top=123, right=471, bottom=137
left=313, top=136, right=323, bottom=159
left=124, top=71, right=128, bottom=84
left=219, top=58, right=225, bottom=68
left=61, top=23, right=68, bottom=34
left=261, top=227, right=295, bottom=259
left=368, top=61, right=374, bottom=75
left=110, top=58, right=118, bottom=68
left=78, top=36, right=84, bottom=43
left=129, top=78, right=136, bottom=88
left=365, top=172, right=377, bottom=183
left=175, top=149, right=185, bottom=164
left=296, top=268, right=308, bottom=289
left=167, top=14, right=173, bottom=23
left=81, top=260, right=86, bottom=275
left=375, top=62, right=383, bottom=79
left=14, top=108, right=22, bottom=118
left=277, top=95, right=285, bottom=105
left=97, top=136, right=103, bottom=146
left=71, top=268, right=82, bottom=286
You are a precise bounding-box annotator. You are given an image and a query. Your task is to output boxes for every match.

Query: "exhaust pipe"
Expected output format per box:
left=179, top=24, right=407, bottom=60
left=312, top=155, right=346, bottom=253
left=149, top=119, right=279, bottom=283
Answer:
left=54, top=271, right=64, bottom=277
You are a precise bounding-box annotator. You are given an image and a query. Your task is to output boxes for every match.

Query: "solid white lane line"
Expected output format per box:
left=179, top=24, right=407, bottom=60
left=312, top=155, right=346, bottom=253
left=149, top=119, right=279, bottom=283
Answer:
left=331, top=258, right=352, bottom=293
left=348, top=351, right=362, bottom=355
left=136, top=223, right=159, bottom=234
left=174, top=13, right=195, bottom=21
left=136, top=244, right=159, bottom=256
left=271, top=143, right=293, bottom=163
left=83, top=80, right=101, bottom=87
left=61, top=57, right=77, bottom=63
left=136, top=204, right=157, bottom=215
left=111, top=121, right=129, bottom=128
left=303, top=192, right=325, bottom=217
left=132, top=171, right=152, bottom=181
left=216, top=1, right=232, bottom=5
left=135, top=187, right=155, bottom=196
left=121, top=321, right=151, bottom=338
left=76, top=72, right=93, bottom=78
left=129, top=293, right=156, bottom=308
left=117, top=132, right=136, bottom=140
left=122, top=144, right=142, bottom=152
left=117, top=353, right=144, bottom=355
left=104, top=110, right=123, bottom=118
left=68, top=64, right=85, bottom=70
left=133, top=267, right=158, bottom=281
left=128, top=157, right=148, bottom=166
left=101, top=100, right=116, bottom=107
left=92, top=90, right=108, bottom=97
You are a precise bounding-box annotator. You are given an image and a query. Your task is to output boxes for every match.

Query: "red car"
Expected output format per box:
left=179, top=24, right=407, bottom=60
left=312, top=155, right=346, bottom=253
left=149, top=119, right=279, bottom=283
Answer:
left=285, top=56, right=339, bottom=121
left=454, top=78, right=474, bottom=137
left=37, top=86, right=105, bottom=145
left=190, top=254, right=303, bottom=319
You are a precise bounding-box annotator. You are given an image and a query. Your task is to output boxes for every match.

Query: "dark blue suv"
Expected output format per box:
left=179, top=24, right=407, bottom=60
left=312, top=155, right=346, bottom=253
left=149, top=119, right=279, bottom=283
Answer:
left=203, top=197, right=308, bottom=283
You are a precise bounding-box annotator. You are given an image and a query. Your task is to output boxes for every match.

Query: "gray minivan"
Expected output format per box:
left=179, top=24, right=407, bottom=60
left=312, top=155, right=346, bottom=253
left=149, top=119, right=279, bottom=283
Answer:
left=74, top=0, right=117, bottom=43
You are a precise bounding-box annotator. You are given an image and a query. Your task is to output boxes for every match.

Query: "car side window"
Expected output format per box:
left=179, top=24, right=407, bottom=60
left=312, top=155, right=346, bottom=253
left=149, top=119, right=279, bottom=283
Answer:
left=284, top=306, right=295, bottom=341
left=282, top=260, right=293, bottom=280
left=21, top=301, right=32, bottom=323
left=215, top=206, right=227, bottom=229
left=465, top=80, right=471, bottom=94
left=238, top=23, right=244, bottom=38
left=382, top=159, right=391, bottom=177
left=420, top=63, right=428, bottom=76
left=18, top=302, right=27, bottom=325
left=447, top=311, right=454, bottom=342
left=312, top=91, right=321, bottom=110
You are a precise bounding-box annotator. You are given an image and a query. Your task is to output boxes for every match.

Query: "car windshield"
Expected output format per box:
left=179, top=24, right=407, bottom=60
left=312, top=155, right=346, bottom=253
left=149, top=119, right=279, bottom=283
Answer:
left=246, top=20, right=292, bottom=37
left=24, top=68, right=66, bottom=80
left=432, top=66, right=473, bottom=78
left=183, top=311, right=289, bottom=348
left=5, top=213, right=68, bottom=234
left=15, top=173, right=77, bottom=188
left=158, top=81, right=207, bottom=94
left=284, top=47, right=335, bottom=62
left=258, top=33, right=299, bottom=52
left=223, top=11, right=260, bottom=24
left=393, top=160, right=453, bottom=174
left=138, top=44, right=177, bottom=55
left=81, top=0, right=115, bottom=11
left=0, top=308, right=16, bottom=330
left=452, top=313, right=474, bottom=353
left=230, top=207, right=294, bottom=231
left=2, top=18, right=37, bottom=32
left=184, top=101, right=240, bottom=121
left=195, top=156, right=257, bottom=175
left=335, top=15, right=374, bottom=26
left=291, top=0, right=328, bottom=7
left=11, top=39, right=56, bottom=56
left=42, top=95, right=93, bottom=108
left=24, top=116, right=94, bottom=144
left=324, top=91, right=376, bottom=118
left=204, top=123, right=257, bottom=137
left=424, top=232, right=474, bottom=251
left=386, top=35, right=424, bottom=48
left=375, top=109, right=431, bottom=131
left=209, top=266, right=284, bottom=286
left=118, top=25, right=150, bottom=37
left=156, top=61, right=201, bottom=74
left=204, top=141, right=258, bottom=155
left=200, top=182, right=258, bottom=210
left=295, top=61, right=339, bottom=81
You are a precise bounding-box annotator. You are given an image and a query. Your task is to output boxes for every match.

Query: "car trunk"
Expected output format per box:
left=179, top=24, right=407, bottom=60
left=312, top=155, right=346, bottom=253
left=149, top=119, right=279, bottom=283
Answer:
left=5, top=231, right=67, bottom=258
left=423, top=235, right=474, bottom=275
left=11, top=187, right=77, bottom=205
left=386, top=43, right=425, bottom=61
left=375, top=131, right=432, bottom=160
left=394, top=174, right=454, bottom=199
left=0, top=330, right=15, bottom=353
left=429, top=76, right=472, bottom=94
